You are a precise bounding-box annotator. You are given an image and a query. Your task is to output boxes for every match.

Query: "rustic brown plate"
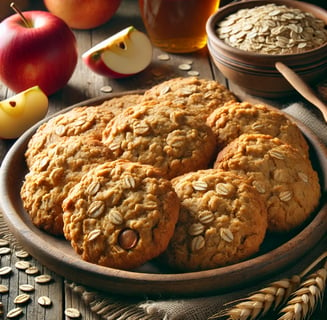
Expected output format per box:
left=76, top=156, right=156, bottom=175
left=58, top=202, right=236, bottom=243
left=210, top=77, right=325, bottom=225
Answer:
left=0, top=91, right=326, bottom=298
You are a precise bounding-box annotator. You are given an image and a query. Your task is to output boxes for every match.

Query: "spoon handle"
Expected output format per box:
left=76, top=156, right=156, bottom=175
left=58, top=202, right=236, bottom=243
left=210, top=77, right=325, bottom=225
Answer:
left=275, top=62, right=327, bottom=123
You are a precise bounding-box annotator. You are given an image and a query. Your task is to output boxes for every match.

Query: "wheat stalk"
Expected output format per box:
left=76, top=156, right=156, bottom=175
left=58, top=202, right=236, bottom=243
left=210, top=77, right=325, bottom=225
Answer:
left=277, top=259, right=327, bottom=320
left=208, top=251, right=327, bottom=320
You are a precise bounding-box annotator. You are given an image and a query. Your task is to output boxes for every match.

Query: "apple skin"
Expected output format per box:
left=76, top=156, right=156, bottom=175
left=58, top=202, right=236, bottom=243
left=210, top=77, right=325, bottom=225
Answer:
left=0, top=10, right=78, bottom=96
left=43, top=0, right=122, bottom=30
left=82, top=26, right=153, bottom=78
left=0, top=86, right=48, bottom=139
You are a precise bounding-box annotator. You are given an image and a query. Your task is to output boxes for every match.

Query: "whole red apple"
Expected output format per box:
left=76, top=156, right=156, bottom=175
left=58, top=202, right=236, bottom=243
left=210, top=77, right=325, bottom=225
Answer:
left=0, top=10, right=78, bottom=95
left=43, top=0, right=122, bottom=30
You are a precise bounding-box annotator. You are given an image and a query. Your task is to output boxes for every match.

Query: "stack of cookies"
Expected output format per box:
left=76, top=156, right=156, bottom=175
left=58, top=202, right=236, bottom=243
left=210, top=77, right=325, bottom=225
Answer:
left=20, top=77, right=321, bottom=272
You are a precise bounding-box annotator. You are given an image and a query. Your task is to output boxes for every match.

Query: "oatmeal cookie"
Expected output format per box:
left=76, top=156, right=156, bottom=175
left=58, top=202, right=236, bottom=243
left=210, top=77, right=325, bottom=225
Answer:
left=102, top=100, right=217, bottom=179
left=142, top=77, right=237, bottom=120
left=21, top=136, right=114, bottom=235
left=164, top=169, right=267, bottom=271
left=206, top=101, right=309, bottom=156
left=62, top=160, right=179, bottom=270
left=215, top=134, right=321, bottom=232
left=25, top=94, right=142, bottom=168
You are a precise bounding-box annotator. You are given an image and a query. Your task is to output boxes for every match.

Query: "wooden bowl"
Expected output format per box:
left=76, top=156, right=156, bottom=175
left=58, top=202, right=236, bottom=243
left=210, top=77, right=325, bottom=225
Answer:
left=0, top=92, right=326, bottom=297
left=206, top=0, right=327, bottom=98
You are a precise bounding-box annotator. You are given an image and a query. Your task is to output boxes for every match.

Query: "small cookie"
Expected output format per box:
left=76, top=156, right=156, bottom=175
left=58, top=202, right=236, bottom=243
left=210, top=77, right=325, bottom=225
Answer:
left=164, top=169, right=267, bottom=271
left=21, top=136, right=114, bottom=235
left=62, top=160, right=179, bottom=270
left=25, top=94, right=142, bottom=168
left=142, top=77, right=237, bottom=120
left=206, top=101, right=309, bottom=156
left=215, top=134, right=321, bottom=232
left=102, top=101, right=217, bottom=179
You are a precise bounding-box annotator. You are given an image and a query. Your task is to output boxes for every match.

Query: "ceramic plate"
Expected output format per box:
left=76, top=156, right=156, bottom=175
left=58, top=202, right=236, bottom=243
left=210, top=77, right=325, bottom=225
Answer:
left=0, top=92, right=326, bottom=297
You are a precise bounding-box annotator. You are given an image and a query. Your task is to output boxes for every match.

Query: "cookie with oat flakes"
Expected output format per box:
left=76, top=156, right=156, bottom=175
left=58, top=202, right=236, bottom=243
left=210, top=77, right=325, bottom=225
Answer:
left=102, top=100, right=217, bottom=179
left=206, top=101, right=309, bottom=156
left=62, top=160, right=179, bottom=270
left=142, top=77, right=237, bottom=121
left=164, top=169, right=267, bottom=271
left=21, top=136, right=114, bottom=235
left=215, top=133, right=321, bottom=232
left=25, top=94, right=142, bottom=168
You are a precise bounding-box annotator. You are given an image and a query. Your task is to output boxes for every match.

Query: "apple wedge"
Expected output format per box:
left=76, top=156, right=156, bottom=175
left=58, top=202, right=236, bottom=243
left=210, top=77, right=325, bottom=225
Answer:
left=0, top=86, right=48, bottom=139
left=82, top=26, right=153, bottom=78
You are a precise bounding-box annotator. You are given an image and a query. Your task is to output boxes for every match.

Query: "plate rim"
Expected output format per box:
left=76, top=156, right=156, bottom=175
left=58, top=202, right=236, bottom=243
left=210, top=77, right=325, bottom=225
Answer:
left=0, top=91, right=326, bottom=297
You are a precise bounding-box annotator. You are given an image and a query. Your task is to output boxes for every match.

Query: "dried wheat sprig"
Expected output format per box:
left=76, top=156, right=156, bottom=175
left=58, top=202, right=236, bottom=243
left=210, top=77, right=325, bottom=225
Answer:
left=208, top=251, right=327, bottom=320
left=277, top=259, right=327, bottom=320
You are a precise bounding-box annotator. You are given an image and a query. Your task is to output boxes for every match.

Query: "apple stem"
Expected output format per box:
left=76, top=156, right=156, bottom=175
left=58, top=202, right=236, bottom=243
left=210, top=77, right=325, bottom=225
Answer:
left=10, top=2, right=33, bottom=28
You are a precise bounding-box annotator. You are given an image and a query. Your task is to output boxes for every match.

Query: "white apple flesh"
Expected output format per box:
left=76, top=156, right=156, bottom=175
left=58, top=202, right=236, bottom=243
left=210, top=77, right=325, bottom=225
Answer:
left=0, top=86, right=48, bottom=139
left=82, top=26, right=153, bottom=78
left=0, top=10, right=78, bottom=95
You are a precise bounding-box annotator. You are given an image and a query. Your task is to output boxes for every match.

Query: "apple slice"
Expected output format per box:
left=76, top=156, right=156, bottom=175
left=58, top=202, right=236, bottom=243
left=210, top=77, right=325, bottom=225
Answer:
left=0, top=86, right=48, bottom=139
left=82, top=26, right=153, bottom=78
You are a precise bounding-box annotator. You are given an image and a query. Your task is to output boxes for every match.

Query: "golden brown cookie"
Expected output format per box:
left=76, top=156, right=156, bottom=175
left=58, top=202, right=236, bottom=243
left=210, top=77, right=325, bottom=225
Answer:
left=25, top=94, right=142, bottom=168
left=164, top=169, right=267, bottom=271
left=206, top=101, right=309, bottom=156
left=102, top=100, right=217, bottom=179
left=21, top=136, right=114, bottom=235
left=215, top=134, right=321, bottom=232
left=62, top=160, right=179, bottom=270
left=142, top=77, right=237, bottom=120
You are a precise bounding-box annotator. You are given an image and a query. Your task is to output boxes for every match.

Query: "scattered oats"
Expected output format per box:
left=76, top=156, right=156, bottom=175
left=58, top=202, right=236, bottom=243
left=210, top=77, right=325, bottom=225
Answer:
left=14, top=293, right=30, bottom=304
left=192, top=181, right=208, bottom=191
left=160, top=85, right=171, bottom=95
left=87, top=229, right=101, bottom=241
left=251, top=122, right=265, bottom=130
left=87, top=201, right=105, bottom=218
left=0, top=247, right=11, bottom=255
left=198, top=211, right=215, bottom=224
left=269, top=149, right=285, bottom=160
left=157, top=53, right=170, bottom=61
left=38, top=296, right=52, bottom=307
left=0, top=239, right=9, bottom=247
left=25, top=266, right=39, bottom=275
left=55, top=125, right=66, bottom=136
left=215, top=183, right=233, bottom=196
left=15, top=261, right=31, bottom=270
left=188, top=223, right=205, bottom=236
left=35, top=274, right=52, bottom=284
left=191, top=235, right=205, bottom=252
left=0, top=284, right=9, bottom=293
left=279, top=190, right=293, bottom=202
left=7, top=307, right=23, bottom=319
left=187, top=70, right=199, bottom=76
left=15, top=250, right=30, bottom=258
left=65, top=307, right=81, bottom=318
left=133, top=122, right=150, bottom=135
left=252, top=180, right=266, bottom=194
left=178, top=63, right=192, bottom=71
left=220, top=228, right=234, bottom=243
left=0, top=266, right=12, bottom=276
left=19, top=284, right=35, bottom=292
left=100, top=85, right=113, bottom=93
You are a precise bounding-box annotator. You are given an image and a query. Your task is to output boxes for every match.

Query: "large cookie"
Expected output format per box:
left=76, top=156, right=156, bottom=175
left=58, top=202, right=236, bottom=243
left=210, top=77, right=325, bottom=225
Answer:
left=142, top=77, right=237, bottom=120
left=215, top=133, right=321, bottom=232
left=164, top=169, right=267, bottom=271
left=206, top=101, right=309, bottom=156
left=21, top=136, right=114, bottom=235
left=62, top=160, right=179, bottom=270
left=102, top=101, right=217, bottom=179
left=25, top=94, right=142, bottom=168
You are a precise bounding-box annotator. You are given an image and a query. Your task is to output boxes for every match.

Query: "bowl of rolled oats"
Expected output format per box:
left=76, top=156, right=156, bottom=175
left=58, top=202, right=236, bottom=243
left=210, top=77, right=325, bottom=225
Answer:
left=206, top=0, right=327, bottom=97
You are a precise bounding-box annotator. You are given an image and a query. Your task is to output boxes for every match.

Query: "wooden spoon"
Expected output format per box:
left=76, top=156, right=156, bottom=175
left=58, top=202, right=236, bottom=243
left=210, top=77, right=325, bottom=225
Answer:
left=275, top=61, right=327, bottom=123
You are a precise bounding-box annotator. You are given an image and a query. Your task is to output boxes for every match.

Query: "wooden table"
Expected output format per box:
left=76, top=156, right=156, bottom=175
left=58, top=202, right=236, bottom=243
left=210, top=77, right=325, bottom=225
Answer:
left=0, top=1, right=326, bottom=319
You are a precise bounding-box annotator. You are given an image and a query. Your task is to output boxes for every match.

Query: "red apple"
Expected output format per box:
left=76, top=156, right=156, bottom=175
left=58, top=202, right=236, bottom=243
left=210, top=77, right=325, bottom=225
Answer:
left=43, top=0, right=122, bottom=30
left=82, top=26, right=153, bottom=78
left=0, top=8, right=78, bottom=95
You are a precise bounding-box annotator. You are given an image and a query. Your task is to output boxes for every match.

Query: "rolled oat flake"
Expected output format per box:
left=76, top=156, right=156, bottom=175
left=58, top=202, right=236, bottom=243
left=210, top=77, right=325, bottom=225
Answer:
left=65, top=307, right=81, bottom=318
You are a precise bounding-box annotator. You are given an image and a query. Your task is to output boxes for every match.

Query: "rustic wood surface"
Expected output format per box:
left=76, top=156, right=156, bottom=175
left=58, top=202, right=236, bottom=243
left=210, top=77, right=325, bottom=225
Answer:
left=0, top=0, right=326, bottom=319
